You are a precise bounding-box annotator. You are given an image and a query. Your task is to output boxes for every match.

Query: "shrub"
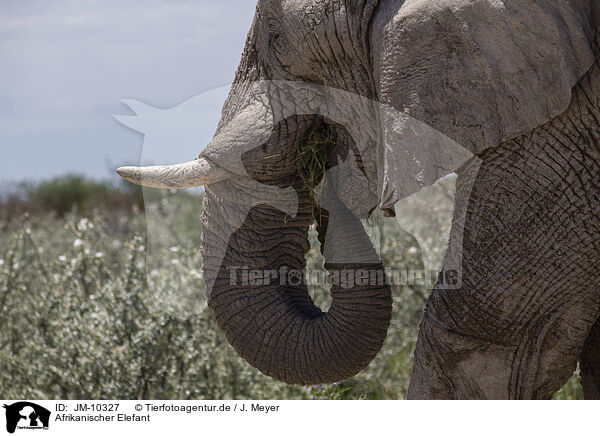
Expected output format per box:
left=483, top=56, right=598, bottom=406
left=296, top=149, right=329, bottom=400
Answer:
left=0, top=175, right=144, bottom=222
left=0, top=176, right=582, bottom=399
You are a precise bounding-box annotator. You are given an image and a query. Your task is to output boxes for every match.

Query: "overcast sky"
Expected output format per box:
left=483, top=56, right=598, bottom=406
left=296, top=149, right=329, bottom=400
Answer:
left=0, top=0, right=257, bottom=184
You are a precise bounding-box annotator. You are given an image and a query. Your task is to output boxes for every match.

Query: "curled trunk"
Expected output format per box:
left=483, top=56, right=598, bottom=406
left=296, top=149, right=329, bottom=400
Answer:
left=201, top=187, right=392, bottom=385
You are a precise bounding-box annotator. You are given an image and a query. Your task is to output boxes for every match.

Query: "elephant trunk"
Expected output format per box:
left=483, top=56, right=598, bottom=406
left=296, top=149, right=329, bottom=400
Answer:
left=201, top=185, right=392, bottom=385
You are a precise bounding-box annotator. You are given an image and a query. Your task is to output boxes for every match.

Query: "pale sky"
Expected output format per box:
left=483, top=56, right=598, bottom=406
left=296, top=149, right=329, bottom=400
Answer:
left=0, top=0, right=257, bottom=184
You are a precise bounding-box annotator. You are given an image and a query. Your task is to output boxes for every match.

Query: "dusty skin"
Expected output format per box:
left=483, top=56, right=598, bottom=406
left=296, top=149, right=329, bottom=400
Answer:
left=118, top=0, right=600, bottom=399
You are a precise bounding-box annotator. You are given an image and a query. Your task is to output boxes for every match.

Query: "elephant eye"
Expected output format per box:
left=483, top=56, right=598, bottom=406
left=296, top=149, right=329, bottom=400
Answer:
left=267, top=17, right=281, bottom=33
left=267, top=17, right=282, bottom=45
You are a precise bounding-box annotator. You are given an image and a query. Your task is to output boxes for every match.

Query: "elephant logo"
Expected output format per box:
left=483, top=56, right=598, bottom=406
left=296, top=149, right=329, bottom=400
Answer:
left=114, top=80, right=476, bottom=318
left=3, top=402, right=50, bottom=434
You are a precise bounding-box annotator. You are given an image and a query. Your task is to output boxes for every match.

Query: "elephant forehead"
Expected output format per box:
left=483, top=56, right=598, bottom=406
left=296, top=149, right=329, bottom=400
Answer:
left=389, top=0, right=505, bottom=23
left=279, top=0, right=313, bottom=13
left=371, top=0, right=595, bottom=154
left=267, top=0, right=378, bottom=91
left=383, top=0, right=589, bottom=26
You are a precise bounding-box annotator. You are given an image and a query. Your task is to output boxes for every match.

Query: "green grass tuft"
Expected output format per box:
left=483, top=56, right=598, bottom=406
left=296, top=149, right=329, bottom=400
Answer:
left=295, top=129, right=336, bottom=219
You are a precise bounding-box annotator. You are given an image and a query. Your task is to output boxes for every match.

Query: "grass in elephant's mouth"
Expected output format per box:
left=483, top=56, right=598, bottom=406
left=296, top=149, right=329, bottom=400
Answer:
left=295, top=129, right=336, bottom=220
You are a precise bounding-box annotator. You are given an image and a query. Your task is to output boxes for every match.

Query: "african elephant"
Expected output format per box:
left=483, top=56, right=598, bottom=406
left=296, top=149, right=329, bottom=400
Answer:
left=117, top=0, right=600, bottom=399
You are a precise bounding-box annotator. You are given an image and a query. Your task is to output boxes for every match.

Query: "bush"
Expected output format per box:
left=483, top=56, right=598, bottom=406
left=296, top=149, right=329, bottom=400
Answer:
left=0, top=176, right=582, bottom=399
left=0, top=175, right=144, bottom=222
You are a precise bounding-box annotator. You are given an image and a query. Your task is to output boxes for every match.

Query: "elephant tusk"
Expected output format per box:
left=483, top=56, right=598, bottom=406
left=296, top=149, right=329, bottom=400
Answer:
left=116, top=157, right=229, bottom=189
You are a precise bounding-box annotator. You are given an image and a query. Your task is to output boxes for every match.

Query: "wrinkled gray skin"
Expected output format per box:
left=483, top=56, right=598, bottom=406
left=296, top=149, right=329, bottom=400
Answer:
left=120, top=0, right=600, bottom=398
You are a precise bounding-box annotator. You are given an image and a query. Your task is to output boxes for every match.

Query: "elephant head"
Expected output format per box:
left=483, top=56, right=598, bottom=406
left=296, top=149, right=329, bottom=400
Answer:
left=117, top=0, right=599, bottom=386
left=118, top=0, right=393, bottom=385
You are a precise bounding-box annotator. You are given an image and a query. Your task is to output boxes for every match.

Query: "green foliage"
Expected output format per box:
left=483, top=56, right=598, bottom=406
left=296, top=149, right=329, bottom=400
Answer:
left=0, top=175, right=144, bottom=221
left=296, top=129, right=333, bottom=193
left=553, top=370, right=584, bottom=400
left=295, top=129, right=335, bottom=220
left=309, top=383, right=358, bottom=400
left=31, top=175, right=111, bottom=215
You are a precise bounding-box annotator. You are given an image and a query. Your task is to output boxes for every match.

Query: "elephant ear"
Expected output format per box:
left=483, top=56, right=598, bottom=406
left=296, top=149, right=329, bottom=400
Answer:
left=372, top=0, right=596, bottom=209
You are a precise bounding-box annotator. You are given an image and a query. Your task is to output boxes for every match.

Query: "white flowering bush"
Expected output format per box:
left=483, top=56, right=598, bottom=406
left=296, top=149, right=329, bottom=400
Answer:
left=0, top=177, right=581, bottom=399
